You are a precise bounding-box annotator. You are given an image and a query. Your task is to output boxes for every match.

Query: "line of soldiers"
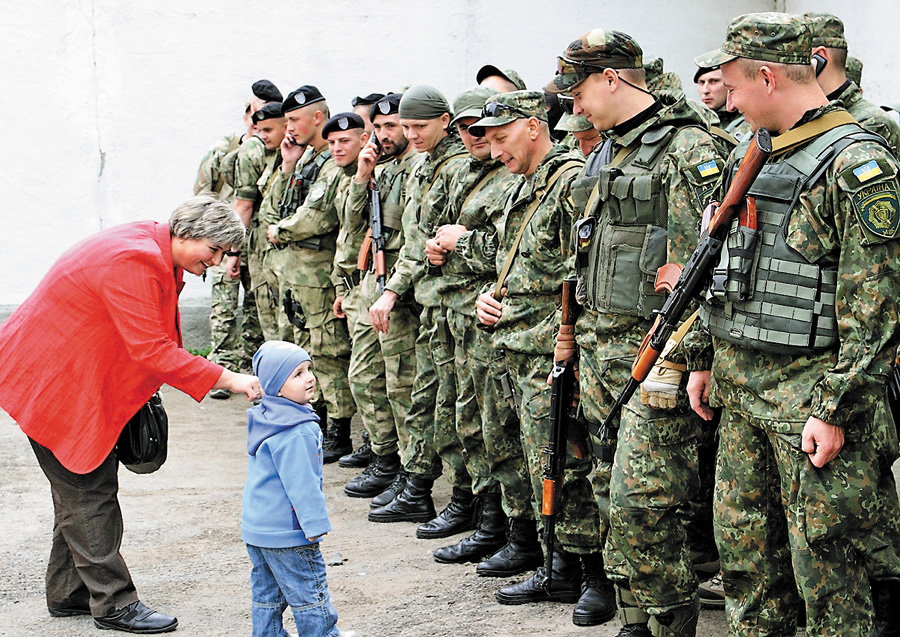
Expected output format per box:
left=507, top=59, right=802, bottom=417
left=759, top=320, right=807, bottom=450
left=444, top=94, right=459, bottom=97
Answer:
left=193, top=11, right=900, bottom=636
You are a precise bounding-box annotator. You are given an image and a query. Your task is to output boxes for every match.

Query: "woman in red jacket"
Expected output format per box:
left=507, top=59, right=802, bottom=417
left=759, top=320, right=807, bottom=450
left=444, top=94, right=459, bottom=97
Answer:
left=0, top=194, right=263, bottom=634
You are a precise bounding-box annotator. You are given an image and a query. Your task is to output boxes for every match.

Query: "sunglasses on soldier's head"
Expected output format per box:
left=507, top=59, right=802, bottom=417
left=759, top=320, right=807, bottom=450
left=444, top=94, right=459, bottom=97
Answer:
left=555, top=56, right=608, bottom=89
left=482, top=102, right=530, bottom=119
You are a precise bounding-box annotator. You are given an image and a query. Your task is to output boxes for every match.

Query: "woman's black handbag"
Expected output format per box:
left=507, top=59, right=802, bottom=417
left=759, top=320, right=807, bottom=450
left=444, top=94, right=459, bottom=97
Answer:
left=116, top=392, right=168, bottom=474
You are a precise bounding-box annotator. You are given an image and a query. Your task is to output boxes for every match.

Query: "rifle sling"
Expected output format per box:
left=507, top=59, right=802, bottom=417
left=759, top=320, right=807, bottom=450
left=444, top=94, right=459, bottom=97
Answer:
left=494, top=160, right=582, bottom=298
left=770, top=111, right=858, bottom=156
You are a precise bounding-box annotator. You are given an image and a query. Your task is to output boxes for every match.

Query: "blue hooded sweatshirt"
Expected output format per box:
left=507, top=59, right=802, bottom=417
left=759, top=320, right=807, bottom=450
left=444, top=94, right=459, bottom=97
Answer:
left=241, top=341, right=332, bottom=548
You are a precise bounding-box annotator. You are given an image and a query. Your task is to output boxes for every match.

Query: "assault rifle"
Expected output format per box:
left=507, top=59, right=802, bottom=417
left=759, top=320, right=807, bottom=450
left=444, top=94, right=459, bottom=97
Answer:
left=541, top=277, right=579, bottom=592
left=356, top=134, right=387, bottom=295
left=598, top=128, right=773, bottom=437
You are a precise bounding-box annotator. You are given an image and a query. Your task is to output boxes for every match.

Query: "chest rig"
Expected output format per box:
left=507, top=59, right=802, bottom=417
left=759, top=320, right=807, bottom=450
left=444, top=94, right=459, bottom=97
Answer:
left=701, top=124, right=882, bottom=355
left=573, top=125, right=686, bottom=318
left=277, top=149, right=332, bottom=220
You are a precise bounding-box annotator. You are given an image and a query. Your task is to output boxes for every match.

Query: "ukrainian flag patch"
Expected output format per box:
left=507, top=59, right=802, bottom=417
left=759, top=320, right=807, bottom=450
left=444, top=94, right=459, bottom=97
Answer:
left=853, top=160, right=883, bottom=183
left=697, top=160, right=720, bottom=178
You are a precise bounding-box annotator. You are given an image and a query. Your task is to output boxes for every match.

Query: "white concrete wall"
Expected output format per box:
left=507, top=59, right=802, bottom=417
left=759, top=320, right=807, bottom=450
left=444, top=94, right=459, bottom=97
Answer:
left=1, top=0, right=895, bottom=306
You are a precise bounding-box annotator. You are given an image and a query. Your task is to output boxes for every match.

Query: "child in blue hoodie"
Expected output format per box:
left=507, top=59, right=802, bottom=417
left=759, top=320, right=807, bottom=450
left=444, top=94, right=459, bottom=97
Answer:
left=241, top=341, right=339, bottom=637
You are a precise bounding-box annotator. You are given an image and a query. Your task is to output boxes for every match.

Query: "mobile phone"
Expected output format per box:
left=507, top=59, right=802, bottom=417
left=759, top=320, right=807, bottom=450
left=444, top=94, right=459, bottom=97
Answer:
left=812, top=53, right=827, bottom=77
left=371, top=132, right=383, bottom=154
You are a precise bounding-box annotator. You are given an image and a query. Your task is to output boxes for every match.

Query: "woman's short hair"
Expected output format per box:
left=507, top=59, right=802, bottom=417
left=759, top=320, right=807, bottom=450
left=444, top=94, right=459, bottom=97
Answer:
left=169, top=193, right=245, bottom=250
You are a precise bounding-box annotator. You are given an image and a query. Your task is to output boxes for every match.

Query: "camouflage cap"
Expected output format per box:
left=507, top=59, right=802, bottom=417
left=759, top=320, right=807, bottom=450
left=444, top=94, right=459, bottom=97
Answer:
left=555, top=112, right=593, bottom=133
left=546, top=29, right=643, bottom=94
left=476, top=65, right=528, bottom=91
left=697, top=13, right=812, bottom=67
left=846, top=56, right=863, bottom=86
left=804, top=12, right=847, bottom=50
left=468, top=90, right=547, bottom=137
left=451, top=86, right=499, bottom=126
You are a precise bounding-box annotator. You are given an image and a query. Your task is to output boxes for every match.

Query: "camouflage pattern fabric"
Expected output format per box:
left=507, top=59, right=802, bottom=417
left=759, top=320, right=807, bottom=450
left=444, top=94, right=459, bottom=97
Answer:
left=700, top=104, right=900, bottom=635
left=193, top=133, right=239, bottom=200
left=696, top=12, right=813, bottom=67
left=715, top=408, right=878, bottom=636
left=837, top=81, right=900, bottom=154
left=568, top=93, right=728, bottom=617
left=269, top=148, right=355, bottom=420
left=347, top=150, right=421, bottom=459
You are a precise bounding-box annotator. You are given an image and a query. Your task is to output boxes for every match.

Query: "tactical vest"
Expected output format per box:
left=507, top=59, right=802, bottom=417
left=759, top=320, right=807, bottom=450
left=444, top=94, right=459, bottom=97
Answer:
left=574, top=124, right=702, bottom=318
left=378, top=160, right=409, bottom=234
left=277, top=149, right=332, bottom=220
left=701, top=124, right=884, bottom=355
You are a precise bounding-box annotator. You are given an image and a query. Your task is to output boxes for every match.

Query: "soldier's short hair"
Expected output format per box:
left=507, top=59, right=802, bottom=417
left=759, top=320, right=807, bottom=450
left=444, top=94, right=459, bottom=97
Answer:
left=169, top=194, right=245, bottom=250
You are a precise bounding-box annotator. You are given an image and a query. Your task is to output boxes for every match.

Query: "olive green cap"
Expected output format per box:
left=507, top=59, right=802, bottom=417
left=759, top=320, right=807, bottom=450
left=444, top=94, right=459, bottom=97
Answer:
left=476, top=65, right=527, bottom=91
left=546, top=29, right=643, bottom=93
left=804, top=12, right=848, bottom=50
left=451, top=86, right=499, bottom=126
left=696, top=12, right=812, bottom=67
left=468, top=90, right=547, bottom=137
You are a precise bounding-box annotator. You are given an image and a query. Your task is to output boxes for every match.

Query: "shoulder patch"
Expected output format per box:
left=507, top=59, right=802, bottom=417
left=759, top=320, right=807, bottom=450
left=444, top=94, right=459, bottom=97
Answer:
left=853, top=160, right=883, bottom=183
left=851, top=180, right=900, bottom=239
left=697, top=160, right=720, bottom=179
left=308, top=182, right=327, bottom=203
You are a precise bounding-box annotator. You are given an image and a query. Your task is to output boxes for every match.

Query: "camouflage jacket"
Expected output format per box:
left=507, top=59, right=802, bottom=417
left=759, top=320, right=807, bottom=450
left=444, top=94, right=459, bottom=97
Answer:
left=492, top=145, right=584, bottom=355
left=386, top=135, right=467, bottom=307
left=233, top=136, right=271, bottom=206
left=193, top=133, right=239, bottom=200
left=346, top=149, right=423, bottom=289
left=439, top=157, right=517, bottom=316
left=331, top=163, right=366, bottom=296
left=573, top=94, right=728, bottom=367
left=247, top=150, right=283, bottom=258
left=696, top=104, right=900, bottom=435
left=270, top=146, right=342, bottom=288
left=837, top=81, right=900, bottom=153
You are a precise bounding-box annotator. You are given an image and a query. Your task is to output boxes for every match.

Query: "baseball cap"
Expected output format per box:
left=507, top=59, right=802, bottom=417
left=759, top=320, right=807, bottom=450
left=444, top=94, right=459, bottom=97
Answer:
left=695, top=12, right=812, bottom=67
left=546, top=29, right=643, bottom=93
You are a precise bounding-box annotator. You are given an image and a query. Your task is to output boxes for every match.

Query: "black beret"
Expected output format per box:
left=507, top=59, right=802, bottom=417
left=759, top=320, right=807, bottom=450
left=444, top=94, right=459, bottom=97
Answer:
left=283, top=85, right=325, bottom=113
left=693, top=65, right=721, bottom=84
left=352, top=92, right=386, bottom=107
left=322, top=112, right=365, bottom=139
left=369, top=93, right=402, bottom=122
left=252, top=102, right=284, bottom=124
left=251, top=79, right=283, bottom=103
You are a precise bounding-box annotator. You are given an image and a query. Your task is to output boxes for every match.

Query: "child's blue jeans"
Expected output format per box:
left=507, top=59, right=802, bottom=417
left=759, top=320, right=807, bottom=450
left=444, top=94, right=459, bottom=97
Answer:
left=246, top=543, right=339, bottom=637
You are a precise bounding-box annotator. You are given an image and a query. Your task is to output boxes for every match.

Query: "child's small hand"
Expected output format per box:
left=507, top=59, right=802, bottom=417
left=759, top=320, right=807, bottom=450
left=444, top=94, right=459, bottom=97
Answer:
left=308, top=533, right=327, bottom=542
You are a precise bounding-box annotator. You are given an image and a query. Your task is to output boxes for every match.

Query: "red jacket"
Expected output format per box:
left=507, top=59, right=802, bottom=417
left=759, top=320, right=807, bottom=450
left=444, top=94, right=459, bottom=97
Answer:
left=0, top=221, right=222, bottom=473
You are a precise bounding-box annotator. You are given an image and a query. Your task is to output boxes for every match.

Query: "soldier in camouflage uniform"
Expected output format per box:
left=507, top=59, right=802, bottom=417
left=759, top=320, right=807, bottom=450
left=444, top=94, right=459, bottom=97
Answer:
left=469, top=92, right=605, bottom=612
left=200, top=82, right=278, bottom=390
left=424, top=87, right=535, bottom=568
left=342, top=94, right=421, bottom=495
left=266, top=86, right=356, bottom=462
left=693, top=64, right=743, bottom=133
left=324, top=111, right=370, bottom=462
left=846, top=55, right=863, bottom=87
left=555, top=96, right=602, bottom=157
left=547, top=29, right=730, bottom=635
left=476, top=64, right=527, bottom=93
left=368, top=86, right=473, bottom=535
left=686, top=13, right=900, bottom=636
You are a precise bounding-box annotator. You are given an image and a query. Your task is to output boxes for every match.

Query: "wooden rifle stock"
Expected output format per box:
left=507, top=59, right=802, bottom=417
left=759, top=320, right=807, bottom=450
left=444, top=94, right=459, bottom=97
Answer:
left=599, top=128, right=772, bottom=435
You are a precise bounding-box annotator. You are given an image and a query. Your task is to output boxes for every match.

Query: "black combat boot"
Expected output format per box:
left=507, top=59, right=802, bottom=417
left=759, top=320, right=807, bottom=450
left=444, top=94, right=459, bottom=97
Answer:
left=495, top=546, right=582, bottom=605
left=648, top=597, right=699, bottom=636
left=368, top=475, right=436, bottom=523
left=874, top=578, right=900, bottom=636
left=322, top=417, right=353, bottom=464
left=343, top=451, right=400, bottom=498
left=370, top=470, right=407, bottom=508
left=476, top=517, right=543, bottom=577
left=572, top=553, right=616, bottom=626
left=416, top=487, right=477, bottom=539
left=433, top=492, right=507, bottom=563
left=338, top=430, right=372, bottom=468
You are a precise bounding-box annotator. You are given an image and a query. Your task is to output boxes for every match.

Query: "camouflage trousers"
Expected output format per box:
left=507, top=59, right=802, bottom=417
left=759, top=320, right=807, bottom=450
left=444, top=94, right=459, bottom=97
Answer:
left=447, top=309, right=532, bottom=516
left=715, top=408, right=878, bottom=637
left=401, top=304, right=469, bottom=489
left=502, top=349, right=601, bottom=552
left=282, top=280, right=354, bottom=420
left=249, top=250, right=293, bottom=342
left=348, top=275, right=418, bottom=458
left=867, top=398, right=900, bottom=581
left=207, top=263, right=262, bottom=372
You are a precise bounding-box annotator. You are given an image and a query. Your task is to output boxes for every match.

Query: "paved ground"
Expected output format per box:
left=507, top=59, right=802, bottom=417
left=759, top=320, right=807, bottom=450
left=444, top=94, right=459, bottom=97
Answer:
left=0, top=386, right=738, bottom=637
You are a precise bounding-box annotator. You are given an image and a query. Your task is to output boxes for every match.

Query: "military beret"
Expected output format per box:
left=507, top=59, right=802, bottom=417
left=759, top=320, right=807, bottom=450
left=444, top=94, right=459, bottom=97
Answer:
left=692, top=62, right=720, bottom=84
left=451, top=86, right=499, bottom=126
left=804, top=12, right=848, bottom=50
left=546, top=29, right=643, bottom=94
left=251, top=102, right=284, bottom=124
left=252, top=79, right=283, bottom=103
left=352, top=92, right=386, bottom=108
left=283, top=85, right=325, bottom=113
left=469, top=90, right=547, bottom=137
left=322, top=112, right=365, bottom=139
left=697, top=12, right=812, bottom=67
left=369, top=93, right=402, bottom=121
left=475, top=65, right=527, bottom=91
